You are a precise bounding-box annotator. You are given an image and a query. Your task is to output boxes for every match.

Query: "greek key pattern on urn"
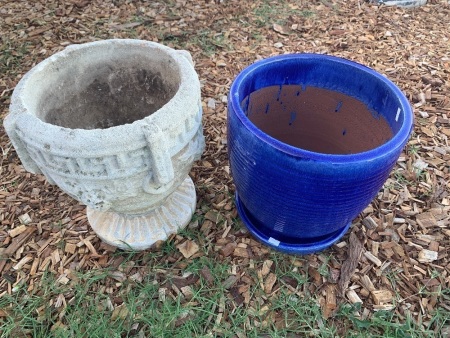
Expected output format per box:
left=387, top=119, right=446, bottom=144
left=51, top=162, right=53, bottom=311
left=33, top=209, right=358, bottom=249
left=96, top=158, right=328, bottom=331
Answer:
left=14, top=101, right=202, bottom=181
left=21, top=144, right=148, bottom=179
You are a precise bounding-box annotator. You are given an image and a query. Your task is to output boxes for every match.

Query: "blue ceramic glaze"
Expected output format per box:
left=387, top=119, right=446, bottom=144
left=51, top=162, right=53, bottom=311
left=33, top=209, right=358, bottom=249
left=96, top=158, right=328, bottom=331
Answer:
left=227, top=54, right=413, bottom=255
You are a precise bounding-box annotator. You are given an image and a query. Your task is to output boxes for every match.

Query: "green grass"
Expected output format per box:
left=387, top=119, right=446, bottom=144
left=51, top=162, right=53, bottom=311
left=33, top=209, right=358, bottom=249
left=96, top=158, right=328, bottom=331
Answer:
left=0, top=40, right=32, bottom=76
left=184, top=30, right=229, bottom=57
left=407, top=144, right=420, bottom=156
left=2, top=246, right=448, bottom=337
left=252, top=0, right=315, bottom=28
left=337, top=304, right=414, bottom=338
left=0, top=40, right=29, bottom=105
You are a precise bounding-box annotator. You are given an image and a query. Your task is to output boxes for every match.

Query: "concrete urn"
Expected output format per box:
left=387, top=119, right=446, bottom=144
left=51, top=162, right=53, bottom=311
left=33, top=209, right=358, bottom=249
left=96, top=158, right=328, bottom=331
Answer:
left=4, top=39, right=205, bottom=250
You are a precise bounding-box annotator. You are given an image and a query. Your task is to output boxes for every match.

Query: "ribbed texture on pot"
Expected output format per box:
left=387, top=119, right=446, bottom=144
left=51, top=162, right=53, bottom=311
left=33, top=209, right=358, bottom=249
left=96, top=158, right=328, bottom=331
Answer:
left=228, top=110, right=398, bottom=242
left=227, top=54, right=413, bottom=254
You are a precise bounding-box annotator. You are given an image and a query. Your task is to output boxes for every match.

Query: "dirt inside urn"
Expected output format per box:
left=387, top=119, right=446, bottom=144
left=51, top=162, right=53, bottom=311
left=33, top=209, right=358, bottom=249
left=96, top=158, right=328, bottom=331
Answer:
left=42, top=66, right=179, bottom=129
left=244, top=85, right=393, bottom=154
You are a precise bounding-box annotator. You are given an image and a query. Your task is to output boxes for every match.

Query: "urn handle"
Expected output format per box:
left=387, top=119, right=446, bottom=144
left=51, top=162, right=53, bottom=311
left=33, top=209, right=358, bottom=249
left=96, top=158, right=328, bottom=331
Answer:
left=3, top=112, right=43, bottom=175
left=141, top=123, right=175, bottom=194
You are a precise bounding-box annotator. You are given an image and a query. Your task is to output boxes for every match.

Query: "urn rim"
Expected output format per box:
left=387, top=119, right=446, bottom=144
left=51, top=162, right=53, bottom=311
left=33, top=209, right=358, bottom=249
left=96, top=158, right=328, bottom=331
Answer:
left=9, top=39, right=199, bottom=137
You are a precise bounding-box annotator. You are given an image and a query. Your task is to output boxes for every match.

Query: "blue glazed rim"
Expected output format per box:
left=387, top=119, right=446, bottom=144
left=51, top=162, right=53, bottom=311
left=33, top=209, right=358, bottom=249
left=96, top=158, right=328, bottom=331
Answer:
left=229, top=53, right=414, bottom=163
left=235, top=194, right=351, bottom=255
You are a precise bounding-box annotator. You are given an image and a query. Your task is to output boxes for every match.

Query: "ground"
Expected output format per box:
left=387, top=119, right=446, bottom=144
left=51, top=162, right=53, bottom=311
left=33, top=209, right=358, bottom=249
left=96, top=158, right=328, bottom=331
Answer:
left=1, top=0, right=450, bottom=337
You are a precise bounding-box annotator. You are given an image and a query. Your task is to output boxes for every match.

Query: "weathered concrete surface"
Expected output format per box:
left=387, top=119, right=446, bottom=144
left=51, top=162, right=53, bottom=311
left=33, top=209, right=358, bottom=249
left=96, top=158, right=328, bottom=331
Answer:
left=5, top=39, right=204, bottom=250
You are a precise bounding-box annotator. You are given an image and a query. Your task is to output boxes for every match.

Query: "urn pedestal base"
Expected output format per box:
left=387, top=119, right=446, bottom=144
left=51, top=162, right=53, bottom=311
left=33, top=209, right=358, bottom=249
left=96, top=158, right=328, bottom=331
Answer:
left=87, top=177, right=196, bottom=251
left=235, top=194, right=351, bottom=255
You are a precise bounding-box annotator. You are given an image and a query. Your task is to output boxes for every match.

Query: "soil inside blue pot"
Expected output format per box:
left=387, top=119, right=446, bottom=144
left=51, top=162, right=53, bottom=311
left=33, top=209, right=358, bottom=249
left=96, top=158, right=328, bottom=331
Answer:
left=244, top=85, right=393, bottom=154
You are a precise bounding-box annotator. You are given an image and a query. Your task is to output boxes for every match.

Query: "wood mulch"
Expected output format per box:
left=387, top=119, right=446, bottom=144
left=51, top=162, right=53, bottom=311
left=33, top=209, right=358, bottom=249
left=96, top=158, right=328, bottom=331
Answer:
left=1, top=0, right=450, bottom=333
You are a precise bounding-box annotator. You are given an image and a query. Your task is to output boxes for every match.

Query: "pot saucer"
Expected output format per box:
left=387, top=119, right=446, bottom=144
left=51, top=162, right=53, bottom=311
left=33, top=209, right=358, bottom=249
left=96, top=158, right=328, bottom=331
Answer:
left=235, top=194, right=351, bottom=255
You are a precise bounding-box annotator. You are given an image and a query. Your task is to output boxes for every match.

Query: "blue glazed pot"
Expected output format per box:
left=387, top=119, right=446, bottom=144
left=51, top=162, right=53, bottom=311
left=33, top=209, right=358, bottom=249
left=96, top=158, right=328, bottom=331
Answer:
left=227, top=54, right=413, bottom=255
